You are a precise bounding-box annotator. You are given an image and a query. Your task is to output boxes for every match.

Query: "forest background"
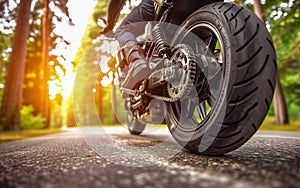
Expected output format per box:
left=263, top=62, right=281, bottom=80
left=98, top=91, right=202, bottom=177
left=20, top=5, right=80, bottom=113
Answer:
left=0, top=0, right=299, bottom=132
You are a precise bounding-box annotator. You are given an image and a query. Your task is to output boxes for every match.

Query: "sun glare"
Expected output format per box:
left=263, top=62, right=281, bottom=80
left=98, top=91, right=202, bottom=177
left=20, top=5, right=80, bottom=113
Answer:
left=48, top=0, right=95, bottom=100
left=101, top=71, right=114, bottom=87
left=101, top=76, right=111, bottom=87
left=61, top=73, right=75, bottom=98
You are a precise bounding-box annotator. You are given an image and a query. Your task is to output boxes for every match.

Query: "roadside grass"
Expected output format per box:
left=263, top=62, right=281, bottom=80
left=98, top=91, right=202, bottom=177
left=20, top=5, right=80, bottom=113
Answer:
left=260, top=116, right=300, bottom=132
left=0, top=129, right=64, bottom=143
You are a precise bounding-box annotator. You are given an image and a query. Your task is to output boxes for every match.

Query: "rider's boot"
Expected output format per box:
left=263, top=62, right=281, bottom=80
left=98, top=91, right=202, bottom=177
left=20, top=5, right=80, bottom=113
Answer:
left=120, top=41, right=151, bottom=93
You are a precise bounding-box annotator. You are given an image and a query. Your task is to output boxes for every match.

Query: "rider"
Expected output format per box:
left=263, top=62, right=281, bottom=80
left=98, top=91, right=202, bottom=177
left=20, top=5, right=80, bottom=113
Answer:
left=102, top=0, right=223, bottom=91
left=100, top=0, right=127, bottom=35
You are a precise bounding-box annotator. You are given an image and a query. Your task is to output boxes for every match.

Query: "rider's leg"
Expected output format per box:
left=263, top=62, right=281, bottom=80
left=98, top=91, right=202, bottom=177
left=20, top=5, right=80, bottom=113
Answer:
left=107, top=0, right=126, bottom=30
left=119, top=40, right=150, bottom=91
left=115, top=0, right=154, bottom=47
left=115, top=0, right=155, bottom=91
left=101, top=0, right=126, bottom=34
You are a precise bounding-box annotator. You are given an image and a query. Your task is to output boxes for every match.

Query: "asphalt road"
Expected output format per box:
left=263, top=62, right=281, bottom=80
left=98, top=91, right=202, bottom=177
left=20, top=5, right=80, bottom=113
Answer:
left=0, top=126, right=299, bottom=188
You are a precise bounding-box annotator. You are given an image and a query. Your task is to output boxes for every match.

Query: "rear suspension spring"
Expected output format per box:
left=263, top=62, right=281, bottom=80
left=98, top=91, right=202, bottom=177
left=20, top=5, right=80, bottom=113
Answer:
left=152, top=24, right=171, bottom=58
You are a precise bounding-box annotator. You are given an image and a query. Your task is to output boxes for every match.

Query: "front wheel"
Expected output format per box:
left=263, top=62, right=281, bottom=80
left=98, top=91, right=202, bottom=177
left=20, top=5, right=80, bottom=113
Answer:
left=166, top=2, right=277, bottom=155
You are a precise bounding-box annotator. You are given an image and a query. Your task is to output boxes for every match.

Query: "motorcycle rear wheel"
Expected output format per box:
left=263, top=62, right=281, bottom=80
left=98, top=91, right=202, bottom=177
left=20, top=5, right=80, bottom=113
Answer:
left=166, top=2, right=277, bottom=155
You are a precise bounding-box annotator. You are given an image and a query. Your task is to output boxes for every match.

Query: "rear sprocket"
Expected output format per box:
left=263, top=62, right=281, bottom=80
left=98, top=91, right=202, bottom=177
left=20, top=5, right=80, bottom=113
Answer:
left=167, top=44, right=197, bottom=101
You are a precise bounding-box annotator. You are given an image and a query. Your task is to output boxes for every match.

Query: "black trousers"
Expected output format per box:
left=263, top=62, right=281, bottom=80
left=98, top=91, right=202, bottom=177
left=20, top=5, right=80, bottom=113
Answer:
left=115, top=0, right=224, bottom=47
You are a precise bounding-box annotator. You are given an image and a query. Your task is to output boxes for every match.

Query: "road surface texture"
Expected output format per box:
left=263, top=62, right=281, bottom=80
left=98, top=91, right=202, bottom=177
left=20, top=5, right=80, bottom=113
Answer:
left=0, top=126, right=299, bottom=188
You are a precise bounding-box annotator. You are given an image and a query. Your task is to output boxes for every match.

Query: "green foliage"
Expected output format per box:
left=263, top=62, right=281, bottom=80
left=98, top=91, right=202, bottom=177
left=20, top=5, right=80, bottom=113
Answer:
left=73, top=41, right=101, bottom=125
left=72, top=1, right=109, bottom=125
left=0, top=0, right=17, bottom=29
left=23, top=0, right=73, bottom=116
left=73, top=0, right=107, bottom=68
left=0, top=1, right=15, bottom=106
left=1, top=0, right=74, bottom=131
left=21, top=105, right=45, bottom=129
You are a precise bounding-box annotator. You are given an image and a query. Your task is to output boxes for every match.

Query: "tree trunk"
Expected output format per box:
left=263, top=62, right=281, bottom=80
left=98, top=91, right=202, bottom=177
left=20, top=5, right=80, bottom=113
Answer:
left=41, top=0, right=51, bottom=128
left=253, top=0, right=289, bottom=125
left=97, top=78, right=103, bottom=121
left=253, top=0, right=266, bottom=23
left=0, top=58, right=2, bottom=80
left=112, top=77, right=119, bottom=125
left=273, top=75, right=289, bottom=124
left=0, top=0, right=33, bottom=131
left=66, top=95, right=76, bottom=127
left=85, top=102, right=90, bottom=125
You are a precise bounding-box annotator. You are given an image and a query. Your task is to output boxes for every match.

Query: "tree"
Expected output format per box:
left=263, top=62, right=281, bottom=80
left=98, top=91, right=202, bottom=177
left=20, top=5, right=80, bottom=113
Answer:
left=22, top=0, right=72, bottom=128
left=0, top=1, right=16, bottom=105
left=96, top=73, right=104, bottom=121
left=72, top=0, right=139, bottom=125
left=72, top=0, right=107, bottom=125
left=73, top=45, right=100, bottom=125
left=65, top=94, right=76, bottom=127
left=0, top=0, right=33, bottom=131
left=253, top=0, right=266, bottom=22
left=107, top=55, right=119, bottom=124
left=41, top=0, right=50, bottom=128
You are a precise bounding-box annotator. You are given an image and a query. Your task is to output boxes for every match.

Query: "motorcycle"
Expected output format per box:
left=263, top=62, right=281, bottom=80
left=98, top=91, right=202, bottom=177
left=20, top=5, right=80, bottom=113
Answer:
left=112, top=0, right=277, bottom=155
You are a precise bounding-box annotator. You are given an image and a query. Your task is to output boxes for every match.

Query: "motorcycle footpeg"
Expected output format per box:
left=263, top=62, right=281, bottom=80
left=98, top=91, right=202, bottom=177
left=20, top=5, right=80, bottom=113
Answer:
left=120, top=87, right=137, bottom=98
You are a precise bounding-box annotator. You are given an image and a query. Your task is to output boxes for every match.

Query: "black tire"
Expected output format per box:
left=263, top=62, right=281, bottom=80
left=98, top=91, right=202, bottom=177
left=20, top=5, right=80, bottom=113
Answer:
left=166, top=2, right=277, bottom=155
